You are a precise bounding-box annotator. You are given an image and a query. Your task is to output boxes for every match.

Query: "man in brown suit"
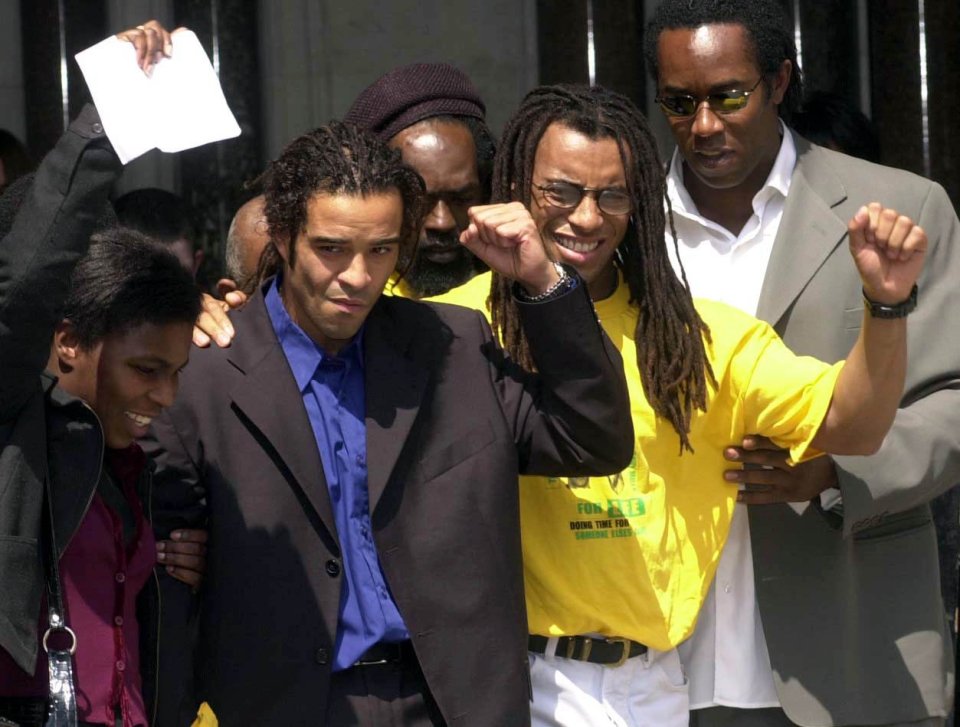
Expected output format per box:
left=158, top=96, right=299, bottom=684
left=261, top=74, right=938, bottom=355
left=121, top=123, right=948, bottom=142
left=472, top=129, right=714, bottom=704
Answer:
left=144, top=121, right=633, bottom=725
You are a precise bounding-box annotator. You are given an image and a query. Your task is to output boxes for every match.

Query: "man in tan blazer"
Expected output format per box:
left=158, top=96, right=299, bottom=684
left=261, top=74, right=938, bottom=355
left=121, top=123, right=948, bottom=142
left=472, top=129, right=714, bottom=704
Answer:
left=646, top=1, right=960, bottom=725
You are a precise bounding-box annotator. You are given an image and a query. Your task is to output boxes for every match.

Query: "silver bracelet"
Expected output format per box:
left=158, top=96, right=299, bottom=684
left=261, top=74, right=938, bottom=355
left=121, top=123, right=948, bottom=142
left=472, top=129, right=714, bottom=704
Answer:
left=516, top=262, right=573, bottom=303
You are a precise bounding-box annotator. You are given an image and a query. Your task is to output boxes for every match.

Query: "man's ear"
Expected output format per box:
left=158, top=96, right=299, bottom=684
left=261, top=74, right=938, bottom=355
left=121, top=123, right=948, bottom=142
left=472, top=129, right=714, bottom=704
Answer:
left=275, top=235, right=290, bottom=262
left=192, top=248, right=205, bottom=277
left=274, top=235, right=296, bottom=271
left=216, top=277, right=238, bottom=298
left=771, top=59, right=792, bottom=106
left=53, top=320, right=81, bottom=371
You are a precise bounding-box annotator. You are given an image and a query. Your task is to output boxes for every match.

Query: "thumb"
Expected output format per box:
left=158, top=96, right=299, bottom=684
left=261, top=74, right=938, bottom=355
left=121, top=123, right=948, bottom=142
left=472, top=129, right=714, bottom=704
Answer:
left=224, top=290, right=248, bottom=310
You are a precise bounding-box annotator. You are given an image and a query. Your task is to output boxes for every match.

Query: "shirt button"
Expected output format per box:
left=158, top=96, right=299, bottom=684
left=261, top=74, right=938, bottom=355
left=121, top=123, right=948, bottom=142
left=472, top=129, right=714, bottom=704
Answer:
left=315, top=648, right=329, bottom=665
left=115, top=572, right=126, bottom=583
left=91, top=122, right=103, bottom=134
left=325, top=559, right=341, bottom=577
left=115, top=660, right=125, bottom=672
left=355, top=454, right=364, bottom=466
left=114, top=616, right=124, bottom=627
left=723, top=583, right=732, bottom=594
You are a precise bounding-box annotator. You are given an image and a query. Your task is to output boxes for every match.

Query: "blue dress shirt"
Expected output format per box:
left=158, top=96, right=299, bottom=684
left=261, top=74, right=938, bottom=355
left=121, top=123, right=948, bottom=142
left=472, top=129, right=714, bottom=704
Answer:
left=265, top=279, right=409, bottom=670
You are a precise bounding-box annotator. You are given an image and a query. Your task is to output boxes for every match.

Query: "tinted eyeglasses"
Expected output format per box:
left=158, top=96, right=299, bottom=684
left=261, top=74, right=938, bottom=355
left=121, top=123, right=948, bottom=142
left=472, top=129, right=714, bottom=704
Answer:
left=533, top=181, right=632, bottom=216
left=656, top=78, right=764, bottom=118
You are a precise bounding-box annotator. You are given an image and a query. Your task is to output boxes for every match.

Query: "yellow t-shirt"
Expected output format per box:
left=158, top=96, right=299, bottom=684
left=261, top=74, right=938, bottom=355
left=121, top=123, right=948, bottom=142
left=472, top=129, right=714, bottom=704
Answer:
left=425, top=271, right=841, bottom=650
left=386, top=271, right=492, bottom=307
left=385, top=273, right=416, bottom=299
left=520, top=280, right=842, bottom=651
left=424, top=270, right=493, bottom=308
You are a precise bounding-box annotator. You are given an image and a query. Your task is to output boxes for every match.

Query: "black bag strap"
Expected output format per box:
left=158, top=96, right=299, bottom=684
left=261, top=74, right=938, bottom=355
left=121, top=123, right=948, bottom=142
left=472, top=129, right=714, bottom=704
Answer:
left=41, top=479, right=74, bottom=654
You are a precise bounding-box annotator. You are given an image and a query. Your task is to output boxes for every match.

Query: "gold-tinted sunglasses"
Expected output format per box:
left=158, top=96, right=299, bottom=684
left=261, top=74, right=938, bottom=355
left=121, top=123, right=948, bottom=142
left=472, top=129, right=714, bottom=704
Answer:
left=656, top=78, right=763, bottom=118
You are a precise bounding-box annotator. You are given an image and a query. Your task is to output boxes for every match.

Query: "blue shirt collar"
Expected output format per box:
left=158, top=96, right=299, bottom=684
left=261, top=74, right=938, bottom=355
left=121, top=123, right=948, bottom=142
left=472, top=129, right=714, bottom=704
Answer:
left=264, top=276, right=365, bottom=393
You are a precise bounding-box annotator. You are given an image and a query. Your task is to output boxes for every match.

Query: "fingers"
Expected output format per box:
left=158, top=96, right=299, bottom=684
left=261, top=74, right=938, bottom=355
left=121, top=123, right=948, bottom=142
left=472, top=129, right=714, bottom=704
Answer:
left=165, top=565, right=203, bottom=589
left=157, top=538, right=206, bottom=558
left=738, top=435, right=779, bottom=451
left=725, top=453, right=838, bottom=504
left=116, top=19, right=173, bottom=74
left=725, top=436, right=789, bottom=470
left=194, top=294, right=235, bottom=348
left=159, top=550, right=205, bottom=570
left=901, top=223, right=928, bottom=262
left=170, top=528, right=209, bottom=544
left=725, top=465, right=781, bottom=487
left=158, top=530, right=208, bottom=589
left=463, top=203, right=538, bottom=249
left=856, top=202, right=926, bottom=261
left=192, top=325, right=212, bottom=348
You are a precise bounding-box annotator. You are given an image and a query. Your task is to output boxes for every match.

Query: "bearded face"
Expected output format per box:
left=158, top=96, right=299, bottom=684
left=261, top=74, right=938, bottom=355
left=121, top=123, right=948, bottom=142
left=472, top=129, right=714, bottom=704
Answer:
left=400, top=228, right=486, bottom=298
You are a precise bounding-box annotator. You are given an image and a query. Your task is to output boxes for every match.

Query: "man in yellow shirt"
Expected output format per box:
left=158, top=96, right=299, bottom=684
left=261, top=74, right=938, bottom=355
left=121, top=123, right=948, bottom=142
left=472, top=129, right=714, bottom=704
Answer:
left=193, top=84, right=925, bottom=726
left=469, top=84, right=924, bottom=727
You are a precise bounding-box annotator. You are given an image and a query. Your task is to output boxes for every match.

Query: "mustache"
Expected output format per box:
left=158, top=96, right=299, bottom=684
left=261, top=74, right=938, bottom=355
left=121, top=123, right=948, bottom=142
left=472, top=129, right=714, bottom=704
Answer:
left=420, top=230, right=461, bottom=249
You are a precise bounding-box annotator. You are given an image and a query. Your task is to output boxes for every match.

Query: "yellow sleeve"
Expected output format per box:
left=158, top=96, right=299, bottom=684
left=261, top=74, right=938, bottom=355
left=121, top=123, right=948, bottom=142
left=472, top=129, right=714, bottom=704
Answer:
left=726, top=313, right=843, bottom=464
left=191, top=702, right=218, bottom=726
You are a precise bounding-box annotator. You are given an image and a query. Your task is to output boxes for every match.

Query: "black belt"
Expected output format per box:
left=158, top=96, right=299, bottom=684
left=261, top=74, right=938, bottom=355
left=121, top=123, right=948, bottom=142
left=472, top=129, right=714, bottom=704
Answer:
left=352, top=640, right=415, bottom=667
left=528, top=634, right=647, bottom=667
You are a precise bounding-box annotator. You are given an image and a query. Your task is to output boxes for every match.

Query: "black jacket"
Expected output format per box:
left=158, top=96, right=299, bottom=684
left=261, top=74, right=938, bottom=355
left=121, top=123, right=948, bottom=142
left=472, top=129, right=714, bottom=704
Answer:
left=0, top=106, right=170, bottom=726
left=144, top=279, right=634, bottom=725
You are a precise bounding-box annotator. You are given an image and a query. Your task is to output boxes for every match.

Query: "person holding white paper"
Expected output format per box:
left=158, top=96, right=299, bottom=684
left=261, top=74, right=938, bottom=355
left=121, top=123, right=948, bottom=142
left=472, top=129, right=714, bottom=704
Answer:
left=0, top=20, right=217, bottom=727
left=75, top=20, right=241, bottom=164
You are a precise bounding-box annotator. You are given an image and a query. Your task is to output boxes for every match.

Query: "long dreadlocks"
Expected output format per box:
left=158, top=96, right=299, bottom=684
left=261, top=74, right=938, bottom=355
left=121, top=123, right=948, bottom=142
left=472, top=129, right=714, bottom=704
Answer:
left=489, top=83, right=715, bottom=452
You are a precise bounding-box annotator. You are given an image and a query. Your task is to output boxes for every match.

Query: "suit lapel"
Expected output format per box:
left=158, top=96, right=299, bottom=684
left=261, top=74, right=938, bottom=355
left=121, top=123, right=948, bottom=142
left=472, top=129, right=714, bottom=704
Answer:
left=756, top=136, right=850, bottom=328
left=363, top=299, right=430, bottom=513
left=227, top=293, right=340, bottom=547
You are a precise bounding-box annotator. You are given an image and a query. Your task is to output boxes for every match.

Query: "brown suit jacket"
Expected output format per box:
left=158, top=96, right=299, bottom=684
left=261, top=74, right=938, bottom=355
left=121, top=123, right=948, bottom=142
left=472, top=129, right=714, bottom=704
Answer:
left=144, top=282, right=632, bottom=726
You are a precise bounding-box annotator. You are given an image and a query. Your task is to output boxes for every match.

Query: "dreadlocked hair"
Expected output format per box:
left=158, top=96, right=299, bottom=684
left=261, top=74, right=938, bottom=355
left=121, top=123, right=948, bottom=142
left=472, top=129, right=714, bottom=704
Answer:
left=258, top=120, right=425, bottom=280
left=488, top=83, right=715, bottom=452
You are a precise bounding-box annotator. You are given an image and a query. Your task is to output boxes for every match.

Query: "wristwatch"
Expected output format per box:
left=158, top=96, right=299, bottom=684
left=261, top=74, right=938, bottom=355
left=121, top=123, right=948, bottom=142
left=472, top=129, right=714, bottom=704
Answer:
left=862, top=284, right=918, bottom=318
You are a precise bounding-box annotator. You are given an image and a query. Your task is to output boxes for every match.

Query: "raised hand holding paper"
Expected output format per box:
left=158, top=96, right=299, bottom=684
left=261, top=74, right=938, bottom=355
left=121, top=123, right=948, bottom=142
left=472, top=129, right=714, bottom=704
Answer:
left=75, top=29, right=241, bottom=164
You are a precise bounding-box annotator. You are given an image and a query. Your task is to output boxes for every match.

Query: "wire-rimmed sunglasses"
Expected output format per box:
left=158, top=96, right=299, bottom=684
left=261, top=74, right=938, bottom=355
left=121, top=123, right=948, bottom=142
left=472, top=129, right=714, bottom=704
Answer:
left=655, top=78, right=764, bottom=118
left=533, top=181, right=632, bottom=216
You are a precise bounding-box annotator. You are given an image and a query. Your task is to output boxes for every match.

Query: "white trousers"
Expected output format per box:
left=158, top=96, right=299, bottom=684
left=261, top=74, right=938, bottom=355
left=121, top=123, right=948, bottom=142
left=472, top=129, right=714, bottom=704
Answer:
left=529, top=641, right=689, bottom=727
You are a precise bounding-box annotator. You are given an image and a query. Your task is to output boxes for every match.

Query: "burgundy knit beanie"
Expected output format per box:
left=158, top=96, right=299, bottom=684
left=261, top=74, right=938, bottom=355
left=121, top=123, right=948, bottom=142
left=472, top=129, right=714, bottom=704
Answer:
left=344, top=62, right=486, bottom=142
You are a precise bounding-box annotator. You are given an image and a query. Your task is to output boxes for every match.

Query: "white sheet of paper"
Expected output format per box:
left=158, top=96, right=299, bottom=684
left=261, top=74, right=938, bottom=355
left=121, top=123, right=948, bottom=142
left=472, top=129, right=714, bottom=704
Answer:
left=75, top=31, right=241, bottom=164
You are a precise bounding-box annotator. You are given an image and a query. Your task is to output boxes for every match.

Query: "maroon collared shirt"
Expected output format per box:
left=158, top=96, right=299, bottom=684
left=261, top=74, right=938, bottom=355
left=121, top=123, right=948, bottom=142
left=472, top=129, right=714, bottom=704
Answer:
left=0, top=445, right=156, bottom=727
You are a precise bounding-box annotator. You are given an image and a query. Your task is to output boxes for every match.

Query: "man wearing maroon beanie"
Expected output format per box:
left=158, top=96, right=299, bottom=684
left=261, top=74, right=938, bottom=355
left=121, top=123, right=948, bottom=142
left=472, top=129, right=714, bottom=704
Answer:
left=345, top=62, right=495, bottom=298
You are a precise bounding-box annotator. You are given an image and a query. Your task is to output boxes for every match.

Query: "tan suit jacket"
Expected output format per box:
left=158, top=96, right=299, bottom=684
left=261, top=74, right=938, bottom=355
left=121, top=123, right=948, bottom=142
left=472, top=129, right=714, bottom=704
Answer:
left=749, top=134, right=960, bottom=725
